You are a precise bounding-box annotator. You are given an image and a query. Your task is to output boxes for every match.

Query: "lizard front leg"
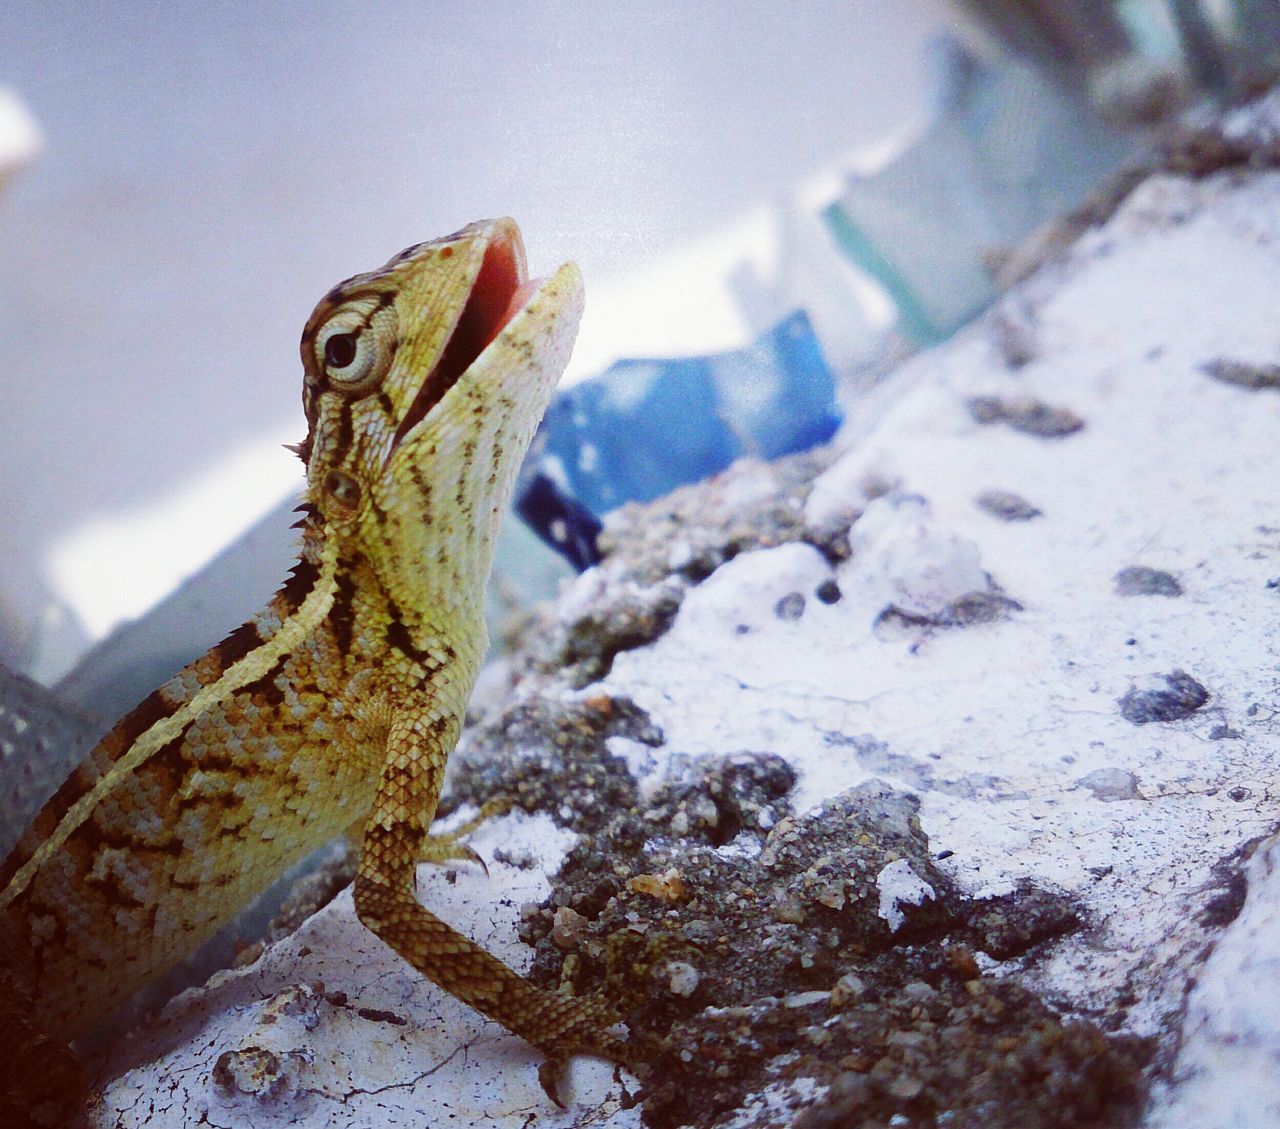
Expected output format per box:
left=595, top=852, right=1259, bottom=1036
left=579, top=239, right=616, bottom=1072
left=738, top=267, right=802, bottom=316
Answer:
left=352, top=707, right=628, bottom=1103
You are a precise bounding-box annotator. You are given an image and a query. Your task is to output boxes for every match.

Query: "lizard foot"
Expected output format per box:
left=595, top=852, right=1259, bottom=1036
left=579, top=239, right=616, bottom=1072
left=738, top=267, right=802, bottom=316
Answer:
left=526, top=990, right=633, bottom=1108
left=420, top=797, right=514, bottom=874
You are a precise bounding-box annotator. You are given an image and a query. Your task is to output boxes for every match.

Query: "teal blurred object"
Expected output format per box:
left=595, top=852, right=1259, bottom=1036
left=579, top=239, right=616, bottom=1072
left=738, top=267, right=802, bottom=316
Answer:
left=950, top=1, right=1129, bottom=94
left=516, top=310, right=841, bottom=569
left=1119, top=0, right=1280, bottom=102
left=824, top=39, right=1133, bottom=345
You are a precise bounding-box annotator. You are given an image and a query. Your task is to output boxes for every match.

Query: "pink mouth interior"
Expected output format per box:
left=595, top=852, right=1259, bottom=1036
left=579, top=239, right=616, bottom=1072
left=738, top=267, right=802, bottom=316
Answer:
left=495, top=277, right=545, bottom=339
left=391, top=232, right=541, bottom=452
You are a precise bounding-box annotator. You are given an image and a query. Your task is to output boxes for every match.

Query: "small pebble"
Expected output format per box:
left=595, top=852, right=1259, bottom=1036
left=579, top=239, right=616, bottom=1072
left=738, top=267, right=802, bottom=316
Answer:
left=1201, top=357, right=1280, bottom=390
left=815, top=579, right=842, bottom=604
left=1075, top=767, right=1141, bottom=801
left=966, top=395, right=1085, bottom=437
left=551, top=905, right=588, bottom=949
left=628, top=868, right=689, bottom=904
left=975, top=489, right=1042, bottom=522
left=774, top=591, right=806, bottom=621
left=886, top=1073, right=925, bottom=1100
left=830, top=973, right=866, bottom=1008
left=666, top=961, right=700, bottom=997
left=1114, top=566, right=1182, bottom=597
left=1118, top=670, right=1209, bottom=724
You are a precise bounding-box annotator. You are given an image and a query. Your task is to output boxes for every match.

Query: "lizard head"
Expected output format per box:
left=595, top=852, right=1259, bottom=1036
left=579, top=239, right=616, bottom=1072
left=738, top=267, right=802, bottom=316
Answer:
left=297, top=218, right=583, bottom=624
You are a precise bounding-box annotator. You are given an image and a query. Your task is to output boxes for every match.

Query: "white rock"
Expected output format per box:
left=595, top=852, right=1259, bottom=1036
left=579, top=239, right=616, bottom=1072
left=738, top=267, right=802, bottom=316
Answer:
left=802, top=445, right=899, bottom=536
left=665, top=961, right=700, bottom=997
left=670, top=541, right=835, bottom=638
left=1147, top=834, right=1280, bottom=1129
left=602, top=162, right=1280, bottom=1119
left=843, top=493, right=990, bottom=618
left=875, top=859, right=936, bottom=932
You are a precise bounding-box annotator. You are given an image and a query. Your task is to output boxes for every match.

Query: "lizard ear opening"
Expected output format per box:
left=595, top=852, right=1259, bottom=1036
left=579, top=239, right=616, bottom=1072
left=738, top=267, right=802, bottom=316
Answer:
left=390, top=231, right=526, bottom=450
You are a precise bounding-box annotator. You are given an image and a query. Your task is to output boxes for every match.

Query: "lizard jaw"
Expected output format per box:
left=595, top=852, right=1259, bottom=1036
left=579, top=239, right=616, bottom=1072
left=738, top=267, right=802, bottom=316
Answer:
left=389, top=218, right=544, bottom=457
left=369, top=239, right=583, bottom=620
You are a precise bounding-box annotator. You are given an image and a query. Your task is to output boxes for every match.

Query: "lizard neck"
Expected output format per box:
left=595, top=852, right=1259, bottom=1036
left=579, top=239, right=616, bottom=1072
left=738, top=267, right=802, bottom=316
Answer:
left=309, top=512, right=487, bottom=689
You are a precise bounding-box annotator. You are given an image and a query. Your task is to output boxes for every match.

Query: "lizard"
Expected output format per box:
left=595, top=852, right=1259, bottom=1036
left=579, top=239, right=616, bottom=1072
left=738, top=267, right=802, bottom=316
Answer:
left=0, top=218, right=628, bottom=1126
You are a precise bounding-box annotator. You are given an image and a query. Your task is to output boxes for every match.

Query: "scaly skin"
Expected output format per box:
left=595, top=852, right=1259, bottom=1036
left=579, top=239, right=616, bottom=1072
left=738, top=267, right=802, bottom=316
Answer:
left=0, top=219, right=626, bottom=1125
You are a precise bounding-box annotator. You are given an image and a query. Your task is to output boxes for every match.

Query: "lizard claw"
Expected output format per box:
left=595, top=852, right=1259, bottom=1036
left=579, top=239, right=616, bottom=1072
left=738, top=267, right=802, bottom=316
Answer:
left=538, top=1055, right=569, bottom=1108
left=536, top=1039, right=634, bottom=1108
left=418, top=833, right=488, bottom=872
left=528, top=992, right=635, bottom=1107
left=459, top=842, right=489, bottom=878
left=420, top=798, right=515, bottom=873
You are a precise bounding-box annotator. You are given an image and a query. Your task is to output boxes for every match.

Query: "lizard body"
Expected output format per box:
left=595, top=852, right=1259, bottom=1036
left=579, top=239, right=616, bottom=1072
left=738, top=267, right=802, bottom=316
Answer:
left=0, top=219, right=624, bottom=1125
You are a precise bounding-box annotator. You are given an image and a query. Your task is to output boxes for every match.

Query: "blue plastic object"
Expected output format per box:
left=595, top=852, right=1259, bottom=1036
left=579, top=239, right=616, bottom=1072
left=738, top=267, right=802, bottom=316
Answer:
left=517, top=310, right=841, bottom=568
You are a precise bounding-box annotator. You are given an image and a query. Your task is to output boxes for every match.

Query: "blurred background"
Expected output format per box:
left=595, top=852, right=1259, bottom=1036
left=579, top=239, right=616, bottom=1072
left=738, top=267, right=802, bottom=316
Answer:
left=0, top=1, right=1273, bottom=710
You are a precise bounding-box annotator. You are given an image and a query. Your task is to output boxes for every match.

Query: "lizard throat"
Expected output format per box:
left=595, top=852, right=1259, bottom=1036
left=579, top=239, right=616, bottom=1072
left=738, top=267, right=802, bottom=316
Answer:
left=390, top=231, right=541, bottom=455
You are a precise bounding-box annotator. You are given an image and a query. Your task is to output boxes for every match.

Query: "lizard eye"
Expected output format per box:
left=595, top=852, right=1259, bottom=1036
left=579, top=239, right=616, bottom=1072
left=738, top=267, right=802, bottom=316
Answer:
left=318, top=323, right=379, bottom=386
left=324, top=332, right=358, bottom=369
left=314, top=297, right=397, bottom=391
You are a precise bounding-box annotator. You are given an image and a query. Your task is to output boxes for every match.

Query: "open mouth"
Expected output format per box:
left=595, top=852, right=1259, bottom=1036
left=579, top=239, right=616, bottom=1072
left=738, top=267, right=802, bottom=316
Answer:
left=390, top=224, right=544, bottom=452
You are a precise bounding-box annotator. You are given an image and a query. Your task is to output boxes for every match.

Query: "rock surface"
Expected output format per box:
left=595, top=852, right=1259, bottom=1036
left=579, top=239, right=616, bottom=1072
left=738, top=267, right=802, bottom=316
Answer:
left=89, top=101, right=1280, bottom=1127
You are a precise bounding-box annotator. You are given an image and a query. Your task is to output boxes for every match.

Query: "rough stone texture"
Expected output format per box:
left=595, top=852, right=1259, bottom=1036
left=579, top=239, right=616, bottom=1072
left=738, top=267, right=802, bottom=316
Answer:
left=84, top=96, right=1280, bottom=1127
left=519, top=780, right=1146, bottom=1129
left=1146, top=832, right=1280, bottom=1127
